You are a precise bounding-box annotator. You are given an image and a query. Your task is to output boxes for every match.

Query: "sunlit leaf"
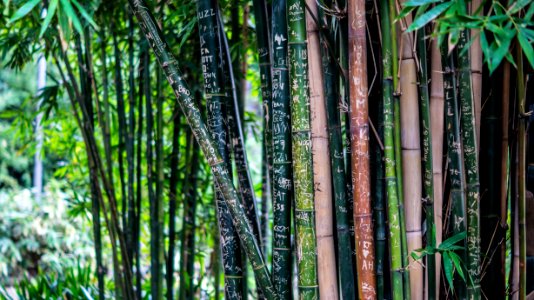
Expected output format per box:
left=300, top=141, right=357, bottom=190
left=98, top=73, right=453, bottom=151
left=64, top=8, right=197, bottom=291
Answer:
left=9, top=0, right=40, bottom=23
left=60, top=0, right=83, bottom=35
left=438, top=231, right=466, bottom=250
left=449, top=251, right=466, bottom=283
left=40, top=0, right=59, bottom=38
left=443, top=252, right=455, bottom=293
left=518, top=28, right=534, bottom=68
left=71, top=0, right=99, bottom=29
left=408, top=2, right=453, bottom=32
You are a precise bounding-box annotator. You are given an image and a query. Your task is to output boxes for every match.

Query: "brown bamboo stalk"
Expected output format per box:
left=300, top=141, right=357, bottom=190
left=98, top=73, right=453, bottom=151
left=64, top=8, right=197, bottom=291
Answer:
left=470, top=0, right=483, bottom=147
left=430, top=38, right=444, bottom=300
left=349, top=0, right=377, bottom=297
left=305, top=1, right=339, bottom=297
left=399, top=11, right=423, bottom=300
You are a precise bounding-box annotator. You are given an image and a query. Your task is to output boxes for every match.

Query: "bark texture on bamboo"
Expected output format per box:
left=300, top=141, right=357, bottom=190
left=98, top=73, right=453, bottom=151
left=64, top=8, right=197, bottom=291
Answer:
left=287, top=0, right=319, bottom=296
left=429, top=39, right=444, bottom=300
left=128, top=1, right=275, bottom=298
left=348, top=0, right=376, bottom=298
left=271, top=0, right=293, bottom=296
left=196, top=0, right=244, bottom=297
left=458, top=29, right=481, bottom=300
left=380, top=0, right=404, bottom=298
left=305, top=0, right=339, bottom=298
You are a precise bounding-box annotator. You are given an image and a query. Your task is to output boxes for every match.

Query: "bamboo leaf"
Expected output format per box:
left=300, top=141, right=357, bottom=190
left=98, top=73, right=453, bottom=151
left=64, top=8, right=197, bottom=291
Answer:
left=71, top=0, right=98, bottom=29
left=443, top=252, right=455, bottom=292
left=39, top=0, right=59, bottom=38
left=518, top=29, right=534, bottom=68
left=449, top=251, right=466, bottom=283
left=9, top=0, right=40, bottom=23
left=60, top=0, right=83, bottom=35
left=408, top=1, right=453, bottom=31
left=403, top=0, right=442, bottom=7
left=509, top=0, right=531, bottom=14
left=438, top=231, right=466, bottom=250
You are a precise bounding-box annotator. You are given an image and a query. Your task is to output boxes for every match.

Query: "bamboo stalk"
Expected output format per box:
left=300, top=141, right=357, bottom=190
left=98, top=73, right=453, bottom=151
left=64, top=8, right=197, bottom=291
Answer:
left=457, top=28, right=481, bottom=300
left=271, top=0, right=293, bottom=296
left=429, top=38, right=444, bottom=300
left=126, top=12, right=136, bottom=267
left=441, top=43, right=467, bottom=298
left=380, top=0, right=405, bottom=297
left=416, top=26, right=436, bottom=300
left=470, top=0, right=482, bottom=148
left=399, top=24, right=424, bottom=300
left=517, top=43, right=527, bottom=300
left=348, top=0, right=377, bottom=297
left=320, top=2, right=356, bottom=298
left=287, top=0, right=319, bottom=296
left=305, top=0, right=339, bottom=298
left=128, top=1, right=275, bottom=297
left=196, top=0, right=244, bottom=297
left=500, top=61, right=510, bottom=286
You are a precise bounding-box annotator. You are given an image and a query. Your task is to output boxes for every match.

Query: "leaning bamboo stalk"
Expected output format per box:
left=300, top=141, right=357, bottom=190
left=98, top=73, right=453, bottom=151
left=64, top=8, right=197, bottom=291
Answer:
left=429, top=38, right=444, bottom=300
left=500, top=61, right=510, bottom=280
left=398, top=9, right=423, bottom=300
left=380, top=0, right=404, bottom=298
left=271, top=0, right=294, bottom=296
left=457, top=28, right=481, bottom=300
left=195, top=0, right=244, bottom=297
left=305, top=1, right=339, bottom=298
left=287, top=0, right=319, bottom=296
left=128, top=1, right=276, bottom=297
left=348, top=0, right=377, bottom=297
left=416, top=26, right=436, bottom=300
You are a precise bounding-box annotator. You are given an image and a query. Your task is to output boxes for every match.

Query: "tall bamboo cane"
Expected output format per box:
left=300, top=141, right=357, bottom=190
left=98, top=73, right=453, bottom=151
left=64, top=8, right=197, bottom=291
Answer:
left=320, top=3, right=356, bottom=298
left=287, top=0, right=319, bottom=296
left=305, top=0, right=339, bottom=298
left=470, top=0, right=482, bottom=147
left=429, top=38, right=444, bottom=300
left=441, top=43, right=467, bottom=298
left=517, top=44, right=527, bottom=300
left=398, top=8, right=423, bottom=300
left=348, top=0, right=377, bottom=297
left=271, top=0, right=293, bottom=296
left=128, top=1, right=275, bottom=298
left=380, top=0, right=405, bottom=298
left=196, top=0, right=244, bottom=297
left=458, top=29, right=481, bottom=300
left=416, top=27, right=436, bottom=300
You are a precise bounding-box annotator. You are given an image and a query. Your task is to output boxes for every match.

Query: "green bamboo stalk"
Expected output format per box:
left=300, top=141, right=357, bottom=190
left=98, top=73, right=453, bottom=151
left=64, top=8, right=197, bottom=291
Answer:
left=128, top=1, right=275, bottom=298
left=457, top=28, right=481, bottom=300
left=441, top=43, right=467, bottom=298
left=388, top=2, right=410, bottom=296
left=251, top=0, right=274, bottom=205
left=416, top=27, right=436, bottom=300
left=166, top=103, right=181, bottom=300
left=381, top=0, right=405, bottom=298
left=195, top=0, right=244, bottom=297
left=111, top=17, right=128, bottom=230
left=179, top=131, right=199, bottom=300
left=127, top=12, right=136, bottom=266
left=271, top=0, right=293, bottom=296
left=517, top=43, right=527, bottom=300
left=286, top=0, right=319, bottom=297
left=319, top=4, right=355, bottom=299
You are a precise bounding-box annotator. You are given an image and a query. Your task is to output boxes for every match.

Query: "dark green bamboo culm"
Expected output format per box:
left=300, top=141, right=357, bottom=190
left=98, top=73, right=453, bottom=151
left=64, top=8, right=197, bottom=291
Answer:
left=126, top=12, right=136, bottom=265
left=457, top=28, right=481, bottom=299
left=441, top=43, right=467, bottom=298
left=179, top=131, right=200, bottom=300
left=380, top=0, right=405, bottom=298
left=416, top=27, right=436, bottom=299
left=319, top=3, right=355, bottom=299
left=166, top=103, right=181, bottom=300
left=517, top=43, right=527, bottom=300
left=195, top=0, right=244, bottom=297
left=287, top=0, right=319, bottom=297
left=271, top=0, right=293, bottom=296
left=128, top=1, right=275, bottom=298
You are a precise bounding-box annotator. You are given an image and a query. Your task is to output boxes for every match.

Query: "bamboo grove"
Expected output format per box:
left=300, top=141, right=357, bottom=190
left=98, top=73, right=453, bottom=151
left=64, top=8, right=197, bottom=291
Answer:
left=2, top=0, right=534, bottom=299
